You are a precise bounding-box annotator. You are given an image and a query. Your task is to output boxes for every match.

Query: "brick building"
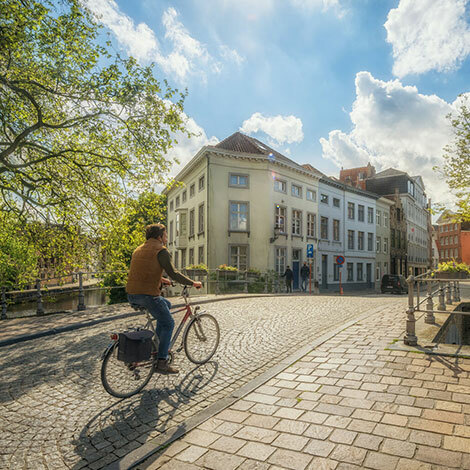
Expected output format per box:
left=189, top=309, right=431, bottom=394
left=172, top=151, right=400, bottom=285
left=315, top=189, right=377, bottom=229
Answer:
left=339, top=163, right=376, bottom=190
left=436, top=211, right=470, bottom=264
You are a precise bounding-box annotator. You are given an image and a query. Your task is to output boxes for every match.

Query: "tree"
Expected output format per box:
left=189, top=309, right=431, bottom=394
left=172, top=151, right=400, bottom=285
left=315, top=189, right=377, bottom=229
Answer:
left=0, top=0, right=187, bottom=225
left=442, top=95, right=470, bottom=221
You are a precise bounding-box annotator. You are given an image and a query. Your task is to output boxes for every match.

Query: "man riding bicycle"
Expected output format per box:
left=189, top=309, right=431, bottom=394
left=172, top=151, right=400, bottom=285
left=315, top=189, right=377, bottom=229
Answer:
left=126, top=223, right=202, bottom=375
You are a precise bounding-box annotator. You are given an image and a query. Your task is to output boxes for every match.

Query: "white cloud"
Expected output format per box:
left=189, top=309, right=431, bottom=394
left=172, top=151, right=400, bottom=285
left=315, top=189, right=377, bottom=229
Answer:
left=384, top=0, right=470, bottom=77
left=82, top=1, right=243, bottom=81
left=320, top=71, right=463, bottom=205
left=290, top=0, right=344, bottom=17
left=240, top=113, right=304, bottom=145
left=166, top=115, right=219, bottom=178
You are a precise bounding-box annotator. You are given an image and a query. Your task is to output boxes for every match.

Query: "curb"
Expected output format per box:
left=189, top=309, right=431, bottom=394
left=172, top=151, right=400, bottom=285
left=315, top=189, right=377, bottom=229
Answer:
left=104, top=304, right=389, bottom=470
left=0, top=294, right=283, bottom=348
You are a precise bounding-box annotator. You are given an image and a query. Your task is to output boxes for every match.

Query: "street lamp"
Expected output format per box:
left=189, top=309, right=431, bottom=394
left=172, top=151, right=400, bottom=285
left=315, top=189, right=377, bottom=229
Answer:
left=270, top=225, right=281, bottom=243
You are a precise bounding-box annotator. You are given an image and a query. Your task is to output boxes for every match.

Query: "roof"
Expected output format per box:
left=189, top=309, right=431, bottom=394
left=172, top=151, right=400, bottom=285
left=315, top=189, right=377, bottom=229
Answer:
left=211, top=132, right=325, bottom=178
left=373, top=168, right=407, bottom=178
left=436, top=210, right=457, bottom=224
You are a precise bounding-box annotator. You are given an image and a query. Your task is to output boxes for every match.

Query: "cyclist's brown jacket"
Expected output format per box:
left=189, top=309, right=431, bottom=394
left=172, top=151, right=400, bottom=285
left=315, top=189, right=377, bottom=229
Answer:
left=126, top=238, right=192, bottom=296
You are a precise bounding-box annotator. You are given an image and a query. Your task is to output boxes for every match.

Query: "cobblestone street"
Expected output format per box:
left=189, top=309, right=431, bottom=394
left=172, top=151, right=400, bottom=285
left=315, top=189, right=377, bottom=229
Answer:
left=0, top=294, right=406, bottom=469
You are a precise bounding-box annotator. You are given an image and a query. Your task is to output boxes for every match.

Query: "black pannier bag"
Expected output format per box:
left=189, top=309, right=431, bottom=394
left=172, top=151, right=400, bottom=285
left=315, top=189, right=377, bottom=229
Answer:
left=117, top=329, right=154, bottom=363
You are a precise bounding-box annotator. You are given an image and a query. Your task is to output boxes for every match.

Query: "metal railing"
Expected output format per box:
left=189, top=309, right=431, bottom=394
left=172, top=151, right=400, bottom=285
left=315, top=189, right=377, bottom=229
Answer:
left=1, top=269, right=283, bottom=319
left=404, top=271, right=467, bottom=346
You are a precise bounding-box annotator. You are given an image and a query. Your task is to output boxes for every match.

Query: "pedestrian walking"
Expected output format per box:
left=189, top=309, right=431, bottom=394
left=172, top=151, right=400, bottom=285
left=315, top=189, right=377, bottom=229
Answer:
left=281, top=266, right=293, bottom=293
left=300, top=262, right=310, bottom=292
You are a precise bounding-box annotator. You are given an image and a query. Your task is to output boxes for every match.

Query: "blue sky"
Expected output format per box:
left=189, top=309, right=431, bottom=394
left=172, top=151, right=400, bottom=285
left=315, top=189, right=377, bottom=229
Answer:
left=83, top=0, right=470, bottom=205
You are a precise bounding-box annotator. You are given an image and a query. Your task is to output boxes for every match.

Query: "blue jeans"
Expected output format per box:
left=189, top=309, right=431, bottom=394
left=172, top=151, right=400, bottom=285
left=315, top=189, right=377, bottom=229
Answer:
left=127, top=294, right=173, bottom=360
left=301, top=277, right=308, bottom=292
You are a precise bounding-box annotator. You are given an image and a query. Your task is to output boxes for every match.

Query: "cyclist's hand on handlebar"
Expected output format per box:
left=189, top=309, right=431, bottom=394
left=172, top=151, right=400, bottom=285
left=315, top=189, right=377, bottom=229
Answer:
left=161, top=277, right=172, bottom=286
left=193, top=281, right=202, bottom=289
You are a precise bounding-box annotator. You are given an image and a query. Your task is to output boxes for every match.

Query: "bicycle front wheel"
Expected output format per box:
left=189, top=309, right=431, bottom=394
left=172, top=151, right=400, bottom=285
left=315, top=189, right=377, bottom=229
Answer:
left=101, top=343, right=155, bottom=398
left=183, top=313, right=220, bottom=364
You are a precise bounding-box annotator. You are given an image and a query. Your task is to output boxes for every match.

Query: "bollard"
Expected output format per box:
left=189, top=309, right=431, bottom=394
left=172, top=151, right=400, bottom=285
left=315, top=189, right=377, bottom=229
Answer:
left=425, top=279, right=435, bottom=324
left=77, top=272, right=86, bottom=311
left=445, top=282, right=452, bottom=305
left=437, top=282, right=446, bottom=311
left=1, top=287, right=7, bottom=320
left=215, top=270, right=220, bottom=295
left=404, top=275, right=417, bottom=346
left=36, top=279, right=44, bottom=316
left=244, top=271, right=248, bottom=294
left=264, top=274, right=268, bottom=294
left=452, top=281, right=459, bottom=303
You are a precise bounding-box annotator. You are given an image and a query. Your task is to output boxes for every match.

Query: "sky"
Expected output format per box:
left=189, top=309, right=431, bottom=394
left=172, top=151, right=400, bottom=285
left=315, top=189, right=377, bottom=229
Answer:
left=82, top=0, right=470, bottom=207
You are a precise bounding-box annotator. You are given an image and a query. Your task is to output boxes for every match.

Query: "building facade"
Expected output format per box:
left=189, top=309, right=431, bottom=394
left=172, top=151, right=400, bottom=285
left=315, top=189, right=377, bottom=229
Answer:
left=165, top=132, right=323, bottom=289
left=375, top=197, right=393, bottom=289
left=436, top=211, right=470, bottom=264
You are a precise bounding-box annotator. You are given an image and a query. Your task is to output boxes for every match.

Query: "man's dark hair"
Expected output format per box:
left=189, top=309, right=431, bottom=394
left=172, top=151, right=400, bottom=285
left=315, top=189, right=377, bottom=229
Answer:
left=146, top=223, right=166, bottom=240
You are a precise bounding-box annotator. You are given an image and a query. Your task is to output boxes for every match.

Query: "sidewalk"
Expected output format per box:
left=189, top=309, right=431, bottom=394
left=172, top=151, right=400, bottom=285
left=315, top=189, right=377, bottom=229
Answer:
left=139, top=303, right=470, bottom=469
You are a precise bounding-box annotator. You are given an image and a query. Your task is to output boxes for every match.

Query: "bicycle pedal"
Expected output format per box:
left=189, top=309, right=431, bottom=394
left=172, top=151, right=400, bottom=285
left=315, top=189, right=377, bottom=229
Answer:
left=175, top=346, right=183, bottom=353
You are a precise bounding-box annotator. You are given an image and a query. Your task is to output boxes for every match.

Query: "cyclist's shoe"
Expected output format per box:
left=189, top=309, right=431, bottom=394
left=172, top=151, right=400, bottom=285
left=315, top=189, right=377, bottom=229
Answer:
left=155, top=359, right=179, bottom=375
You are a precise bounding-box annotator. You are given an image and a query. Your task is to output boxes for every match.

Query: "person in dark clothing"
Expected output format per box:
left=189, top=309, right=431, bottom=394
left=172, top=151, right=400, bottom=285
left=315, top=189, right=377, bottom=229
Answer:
left=300, top=262, right=310, bottom=292
left=126, top=223, right=202, bottom=375
left=281, top=266, right=294, bottom=293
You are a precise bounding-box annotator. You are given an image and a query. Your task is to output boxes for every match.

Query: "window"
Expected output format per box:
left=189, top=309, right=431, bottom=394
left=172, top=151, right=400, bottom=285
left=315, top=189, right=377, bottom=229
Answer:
left=229, top=202, right=249, bottom=231
left=292, top=184, right=302, bottom=198
left=368, top=207, right=374, bottom=224
left=384, top=238, right=388, bottom=253
left=198, top=203, right=204, bottom=233
left=174, top=251, right=179, bottom=269
left=358, top=205, right=365, bottom=222
left=170, top=200, right=174, bottom=212
left=320, top=194, right=329, bottom=204
left=391, top=229, right=395, bottom=248
left=190, top=184, right=195, bottom=198
left=274, top=179, right=287, bottom=193
left=176, top=212, right=187, bottom=236
left=275, top=247, right=286, bottom=275
left=199, top=175, right=205, bottom=191
left=169, top=220, right=174, bottom=243
left=229, top=173, right=249, bottom=187
left=175, top=196, right=180, bottom=208
left=307, top=213, right=316, bottom=237
left=383, top=262, right=388, bottom=274
left=275, top=205, right=287, bottom=233
left=189, top=209, right=195, bottom=237
left=334, top=263, right=340, bottom=281
left=333, top=219, right=340, bottom=241
left=367, top=232, right=373, bottom=251
left=376, top=263, right=381, bottom=281
left=384, top=211, right=389, bottom=228
left=189, top=248, right=194, bottom=265
left=376, top=236, right=381, bottom=253
left=321, top=216, right=328, bottom=239
left=348, top=230, right=354, bottom=250
left=182, top=190, right=187, bottom=203
left=292, top=209, right=302, bottom=235
left=333, top=198, right=340, bottom=208
left=198, top=245, right=204, bottom=264
left=230, top=245, right=248, bottom=270
left=348, top=202, right=355, bottom=219
left=376, top=210, right=381, bottom=225
left=307, top=189, right=316, bottom=201
left=180, top=248, right=186, bottom=268
left=347, top=263, right=354, bottom=281
left=357, top=263, right=363, bottom=281
left=358, top=231, right=364, bottom=250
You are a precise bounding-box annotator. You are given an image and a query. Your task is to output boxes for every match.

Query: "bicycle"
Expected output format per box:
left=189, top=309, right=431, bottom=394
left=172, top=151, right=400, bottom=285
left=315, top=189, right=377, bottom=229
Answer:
left=100, top=285, right=220, bottom=398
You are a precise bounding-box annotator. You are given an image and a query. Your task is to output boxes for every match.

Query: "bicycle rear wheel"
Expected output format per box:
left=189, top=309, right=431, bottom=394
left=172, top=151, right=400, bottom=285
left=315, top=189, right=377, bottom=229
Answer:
left=183, top=313, right=220, bottom=364
left=101, top=342, right=155, bottom=398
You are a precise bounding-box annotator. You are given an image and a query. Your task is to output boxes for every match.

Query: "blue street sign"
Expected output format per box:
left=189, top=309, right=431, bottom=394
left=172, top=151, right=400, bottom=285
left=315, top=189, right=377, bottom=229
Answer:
left=307, top=244, right=314, bottom=258
left=336, top=255, right=345, bottom=265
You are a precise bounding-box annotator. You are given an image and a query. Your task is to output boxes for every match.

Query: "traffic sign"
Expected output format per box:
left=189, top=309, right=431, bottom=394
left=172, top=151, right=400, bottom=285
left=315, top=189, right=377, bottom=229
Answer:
left=307, top=244, right=314, bottom=258
left=336, top=255, right=345, bottom=265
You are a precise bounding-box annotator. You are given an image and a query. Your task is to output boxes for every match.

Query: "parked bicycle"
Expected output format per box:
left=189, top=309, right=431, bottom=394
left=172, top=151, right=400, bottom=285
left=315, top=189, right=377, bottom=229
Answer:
left=101, top=285, right=220, bottom=398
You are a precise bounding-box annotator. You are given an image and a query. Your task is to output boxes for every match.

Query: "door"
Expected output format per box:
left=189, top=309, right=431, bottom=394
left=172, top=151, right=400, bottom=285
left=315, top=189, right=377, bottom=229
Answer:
left=366, top=263, right=372, bottom=287
left=292, top=249, right=301, bottom=290
left=322, top=255, right=328, bottom=288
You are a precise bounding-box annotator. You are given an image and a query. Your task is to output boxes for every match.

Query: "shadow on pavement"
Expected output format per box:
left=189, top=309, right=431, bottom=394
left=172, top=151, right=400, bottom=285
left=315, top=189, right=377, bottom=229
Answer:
left=72, top=361, right=218, bottom=470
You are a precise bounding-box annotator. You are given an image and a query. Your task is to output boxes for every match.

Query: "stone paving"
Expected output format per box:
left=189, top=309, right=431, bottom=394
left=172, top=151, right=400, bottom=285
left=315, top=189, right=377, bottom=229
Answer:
left=140, top=297, right=470, bottom=470
left=0, top=294, right=404, bottom=469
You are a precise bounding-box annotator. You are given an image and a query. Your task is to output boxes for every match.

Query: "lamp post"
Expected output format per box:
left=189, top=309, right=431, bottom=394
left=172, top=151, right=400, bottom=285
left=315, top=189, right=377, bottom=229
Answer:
left=269, top=225, right=281, bottom=244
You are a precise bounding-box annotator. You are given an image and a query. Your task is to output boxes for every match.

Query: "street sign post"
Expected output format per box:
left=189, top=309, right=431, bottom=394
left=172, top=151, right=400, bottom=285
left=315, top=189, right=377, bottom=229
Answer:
left=307, top=244, right=314, bottom=294
left=335, top=255, right=345, bottom=295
